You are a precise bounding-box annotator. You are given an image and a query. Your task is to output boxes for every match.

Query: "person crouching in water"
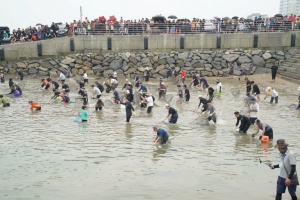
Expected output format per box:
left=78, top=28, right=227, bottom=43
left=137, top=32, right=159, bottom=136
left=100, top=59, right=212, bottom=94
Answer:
left=95, top=99, right=104, bottom=112
left=41, top=78, right=50, bottom=90
left=158, top=82, right=166, bottom=99
left=78, top=88, right=88, bottom=105
left=164, top=104, right=178, bottom=124
left=120, top=98, right=135, bottom=122
left=153, top=125, right=169, bottom=144
left=0, top=95, right=10, bottom=107
left=103, top=82, right=112, bottom=93
left=29, top=101, right=41, bottom=111
left=7, top=85, right=21, bottom=97
left=60, top=93, right=70, bottom=104
left=51, top=89, right=61, bottom=100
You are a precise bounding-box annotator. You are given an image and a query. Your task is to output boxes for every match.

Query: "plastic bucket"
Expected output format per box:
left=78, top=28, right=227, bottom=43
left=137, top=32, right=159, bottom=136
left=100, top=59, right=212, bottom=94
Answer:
left=261, top=135, right=269, bottom=143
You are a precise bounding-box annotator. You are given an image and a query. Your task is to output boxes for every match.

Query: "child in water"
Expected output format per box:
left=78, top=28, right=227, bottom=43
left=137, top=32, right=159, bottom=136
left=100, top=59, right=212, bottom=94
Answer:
left=94, top=99, right=104, bottom=111
left=29, top=101, right=41, bottom=111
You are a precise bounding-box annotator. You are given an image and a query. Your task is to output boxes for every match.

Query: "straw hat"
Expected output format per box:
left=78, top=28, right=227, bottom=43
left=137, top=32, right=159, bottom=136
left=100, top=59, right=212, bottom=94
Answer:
left=266, top=87, right=272, bottom=92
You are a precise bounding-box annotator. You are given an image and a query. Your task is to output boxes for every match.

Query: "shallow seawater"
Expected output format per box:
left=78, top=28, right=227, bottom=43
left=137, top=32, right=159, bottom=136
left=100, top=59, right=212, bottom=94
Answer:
left=0, top=76, right=299, bottom=200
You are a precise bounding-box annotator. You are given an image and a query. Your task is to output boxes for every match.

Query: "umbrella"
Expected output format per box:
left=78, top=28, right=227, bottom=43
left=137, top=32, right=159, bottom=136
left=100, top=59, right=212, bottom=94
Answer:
left=244, top=19, right=253, bottom=22
left=99, top=16, right=106, bottom=22
left=152, top=15, right=166, bottom=22
left=223, top=17, right=230, bottom=20
left=177, top=18, right=191, bottom=22
left=109, top=15, right=116, bottom=22
left=36, top=23, right=43, bottom=26
left=275, top=14, right=283, bottom=18
left=168, top=15, right=177, bottom=19
left=232, top=16, right=239, bottom=19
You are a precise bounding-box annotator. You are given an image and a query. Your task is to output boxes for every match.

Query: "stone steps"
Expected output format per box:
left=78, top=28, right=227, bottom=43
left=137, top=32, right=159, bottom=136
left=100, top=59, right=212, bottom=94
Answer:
left=278, top=71, right=300, bottom=80
left=279, top=52, right=300, bottom=81
left=278, top=66, right=300, bottom=73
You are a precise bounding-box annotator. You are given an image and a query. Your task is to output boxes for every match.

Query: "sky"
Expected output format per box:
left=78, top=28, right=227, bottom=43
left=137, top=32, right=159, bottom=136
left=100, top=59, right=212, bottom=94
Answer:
left=0, top=0, right=280, bottom=31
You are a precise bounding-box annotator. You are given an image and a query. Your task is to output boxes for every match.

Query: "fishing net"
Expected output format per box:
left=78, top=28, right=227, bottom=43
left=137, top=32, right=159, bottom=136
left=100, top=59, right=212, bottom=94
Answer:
left=165, top=94, right=174, bottom=104
left=231, top=89, right=240, bottom=98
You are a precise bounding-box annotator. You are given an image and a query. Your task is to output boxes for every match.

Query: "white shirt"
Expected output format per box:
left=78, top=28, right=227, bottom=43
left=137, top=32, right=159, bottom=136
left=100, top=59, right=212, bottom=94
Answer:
left=279, top=149, right=297, bottom=179
left=111, top=78, right=118, bottom=84
left=272, top=89, right=279, bottom=97
left=217, top=82, right=222, bottom=92
left=83, top=73, right=88, bottom=79
left=146, top=96, right=154, bottom=107
left=249, top=103, right=259, bottom=118
left=113, top=71, right=117, bottom=78
left=60, top=73, right=65, bottom=80
left=93, top=87, right=101, bottom=95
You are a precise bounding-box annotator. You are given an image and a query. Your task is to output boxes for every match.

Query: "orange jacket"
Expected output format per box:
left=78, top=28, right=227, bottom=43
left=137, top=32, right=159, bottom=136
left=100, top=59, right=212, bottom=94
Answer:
left=31, top=102, right=41, bottom=110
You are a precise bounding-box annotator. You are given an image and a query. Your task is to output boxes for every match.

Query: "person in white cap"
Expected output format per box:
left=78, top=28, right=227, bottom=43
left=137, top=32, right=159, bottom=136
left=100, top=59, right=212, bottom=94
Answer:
left=264, top=87, right=279, bottom=104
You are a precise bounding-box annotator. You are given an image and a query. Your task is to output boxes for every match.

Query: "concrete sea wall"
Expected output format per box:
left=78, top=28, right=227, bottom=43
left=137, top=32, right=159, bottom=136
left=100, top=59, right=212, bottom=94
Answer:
left=0, top=32, right=300, bottom=63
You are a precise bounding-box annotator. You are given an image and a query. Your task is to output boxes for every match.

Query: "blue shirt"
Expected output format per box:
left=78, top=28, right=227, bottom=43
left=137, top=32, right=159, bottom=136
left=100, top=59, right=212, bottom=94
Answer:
left=200, top=78, right=208, bottom=87
left=80, top=110, right=88, bottom=120
left=258, top=123, right=271, bottom=131
left=114, top=90, right=120, bottom=101
left=157, top=128, right=169, bottom=139
left=139, top=85, right=147, bottom=92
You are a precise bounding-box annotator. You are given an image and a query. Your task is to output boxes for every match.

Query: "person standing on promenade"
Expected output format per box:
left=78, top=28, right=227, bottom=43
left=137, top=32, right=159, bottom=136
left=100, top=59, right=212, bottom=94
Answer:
left=270, top=139, right=298, bottom=200
left=271, top=63, right=278, bottom=82
left=153, top=125, right=169, bottom=144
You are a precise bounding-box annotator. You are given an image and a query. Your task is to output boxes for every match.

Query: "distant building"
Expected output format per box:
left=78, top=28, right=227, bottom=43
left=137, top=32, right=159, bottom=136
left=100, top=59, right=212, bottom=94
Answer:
left=247, top=13, right=268, bottom=20
left=280, top=0, right=300, bottom=16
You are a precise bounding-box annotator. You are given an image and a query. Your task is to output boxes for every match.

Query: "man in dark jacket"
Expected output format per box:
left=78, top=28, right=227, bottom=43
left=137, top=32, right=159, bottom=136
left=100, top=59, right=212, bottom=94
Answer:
left=234, top=111, right=251, bottom=133
left=251, top=81, right=261, bottom=101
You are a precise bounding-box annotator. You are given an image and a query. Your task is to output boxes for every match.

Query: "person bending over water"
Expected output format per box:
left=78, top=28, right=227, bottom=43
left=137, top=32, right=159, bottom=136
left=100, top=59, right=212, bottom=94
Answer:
left=29, top=101, right=41, bottom=111
left=164, top=104, right=178, bottom=124
left=95, top=99, right=104, bottom=111
left=153, top=125, right=169, bottom=144
left=0, top=95, right=10, bottom=107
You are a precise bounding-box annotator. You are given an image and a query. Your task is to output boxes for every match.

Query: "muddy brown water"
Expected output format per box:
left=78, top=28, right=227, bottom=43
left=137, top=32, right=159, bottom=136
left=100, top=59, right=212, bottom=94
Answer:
left=0, top=74, right=299, bottom=200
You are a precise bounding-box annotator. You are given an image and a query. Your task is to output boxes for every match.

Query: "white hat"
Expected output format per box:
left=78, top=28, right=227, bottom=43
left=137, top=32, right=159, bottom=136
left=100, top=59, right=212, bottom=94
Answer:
left=198, top=95, right=202, bottom=98
left=161, top=82, right=165, bottom=85
left=165, top=104, right=170, bottom=107
left=266, top=87, right=272, bottom=92
left=103, top=82, right=106, bottom=85
left=146, top=67, right=149, bottom=70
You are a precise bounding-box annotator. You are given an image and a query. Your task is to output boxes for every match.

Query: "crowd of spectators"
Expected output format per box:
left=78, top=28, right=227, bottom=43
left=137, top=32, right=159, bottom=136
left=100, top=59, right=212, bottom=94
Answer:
left=1, top=14, right=300, bottom=45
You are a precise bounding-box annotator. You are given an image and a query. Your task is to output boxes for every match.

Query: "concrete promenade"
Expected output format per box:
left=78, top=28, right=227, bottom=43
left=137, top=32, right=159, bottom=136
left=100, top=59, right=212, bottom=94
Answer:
left=0, top=32, right=299, bottom=62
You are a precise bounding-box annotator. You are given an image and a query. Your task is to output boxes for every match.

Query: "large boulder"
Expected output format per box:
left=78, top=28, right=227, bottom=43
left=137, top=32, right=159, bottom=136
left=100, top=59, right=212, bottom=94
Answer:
left=16, top=62, right=27, bottom=69
left=262, top=53, right=272, bottom=60
left=129, top=56, right=138, bottom=64
left=75, top=59, right=83, bottom=64
left=198, top=54, right=210, bottom=60
left=124, top=68, right=136, bottom=75
left=158, top=69, right=168, bottom=78
left=155, top=65, right=165, bottom=73
left=42, top=61, right=53, bottom=69
left=28, top=68, right=38, bottom=74
left=167, top=57, right=175, bottom=64
left=222, top=54, right=239, bottom=63
left=192, top=63, right=205, bottom=68
left=83, top=61, right=93, bottom=68
left=178, top=52, right=189, bottom=60
left=252, top=50, right=262, bottom=55
left=28, top=63, right=40, bottom=68
left=59, top=63, right=69, bottom=70
left=103, top=70, right=113, bottom=78
left=61, top=57, right=75, bottom=65
left=237, top=56, right=251, bottom=64
left=141, top=58, right=150, bottom=64
left=252, top=55, right=265, bottom=67
left=109, top=60, right=122, bottom=70
left=158, top=58, right=167, bottom=65
left=211, top=61, right=222, bottom=70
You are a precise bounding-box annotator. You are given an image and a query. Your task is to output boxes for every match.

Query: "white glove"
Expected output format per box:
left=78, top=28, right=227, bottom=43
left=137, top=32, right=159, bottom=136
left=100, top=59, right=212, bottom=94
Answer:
left=209, top=114, right=213, bottom=116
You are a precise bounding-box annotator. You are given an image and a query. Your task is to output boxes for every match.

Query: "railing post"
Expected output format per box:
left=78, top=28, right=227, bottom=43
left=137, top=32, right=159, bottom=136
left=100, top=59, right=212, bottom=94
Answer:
left=37, top=43, right=42, bottom=56
left=144, top=36, right=148, bottom=50
left=70, top=38, right=75, bottom=51
left=180, top=36, right=184, bottom=49
left=107, top=37, right=112, bottom=50
left=217, top=36, right=221, bottom=49
left=0, top=48, right=4, bottom=60
left=291, top=33, right=296, bottom=47
left=253, top=34, right=258, bottom=48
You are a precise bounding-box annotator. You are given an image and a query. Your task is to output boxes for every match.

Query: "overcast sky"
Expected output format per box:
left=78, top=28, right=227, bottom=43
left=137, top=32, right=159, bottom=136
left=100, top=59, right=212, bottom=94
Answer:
left=0, top=0, right=280, bottom=31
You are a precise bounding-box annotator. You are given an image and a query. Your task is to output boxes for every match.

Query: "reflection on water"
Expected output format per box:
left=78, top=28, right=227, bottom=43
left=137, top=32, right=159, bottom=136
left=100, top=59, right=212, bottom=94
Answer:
left=0, top=76, right=299, bottom=200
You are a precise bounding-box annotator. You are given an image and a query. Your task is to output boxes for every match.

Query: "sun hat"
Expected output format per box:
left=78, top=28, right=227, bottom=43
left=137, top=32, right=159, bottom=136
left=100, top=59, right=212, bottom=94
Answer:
left=274, top=139, right=289, bottom=148
left=266, top=87, right=272, bottom=92
left=198, top=95, right=202, bottom=98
